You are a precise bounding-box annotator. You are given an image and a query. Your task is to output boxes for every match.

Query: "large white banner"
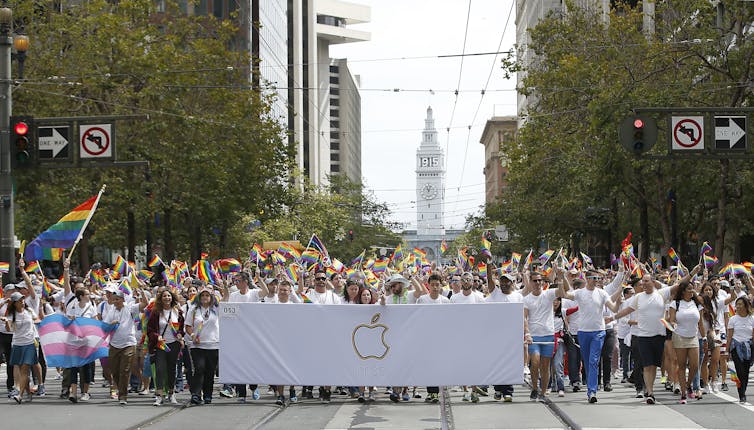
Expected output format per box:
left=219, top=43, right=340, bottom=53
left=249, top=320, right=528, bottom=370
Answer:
left=219, top=303, right=523, bottom=386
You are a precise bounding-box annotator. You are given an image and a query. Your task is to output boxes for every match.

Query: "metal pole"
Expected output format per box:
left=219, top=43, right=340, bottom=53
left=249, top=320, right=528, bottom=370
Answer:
left=0, top=22, right=14, bottom=284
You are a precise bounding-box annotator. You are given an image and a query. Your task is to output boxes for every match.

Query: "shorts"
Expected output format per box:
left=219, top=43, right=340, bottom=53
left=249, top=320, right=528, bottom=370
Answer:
left=637, top=335, right=665, bottom=367
left=9, top=343, right=38, bottom=366
left=671, top=333, right=698, bottom=349
left=528, top=335, right=555, bottom=357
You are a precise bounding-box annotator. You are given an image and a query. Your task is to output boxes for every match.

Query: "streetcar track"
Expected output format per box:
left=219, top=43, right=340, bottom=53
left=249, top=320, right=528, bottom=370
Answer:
left=250, top=403, right=286, bottom=430
left=440, top=386, right=455, bottom=430
left=524, top=379, right=581, bottom=430
left=125, top=401, right=190, bottom=430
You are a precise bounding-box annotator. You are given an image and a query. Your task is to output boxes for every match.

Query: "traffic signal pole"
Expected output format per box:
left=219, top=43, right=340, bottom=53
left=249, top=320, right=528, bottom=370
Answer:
left=0, top=25, right=14, bottom=283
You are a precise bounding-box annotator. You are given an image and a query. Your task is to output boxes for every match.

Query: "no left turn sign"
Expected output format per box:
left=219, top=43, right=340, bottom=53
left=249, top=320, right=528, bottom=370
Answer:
left=671, top=116, right=704, bottom=150
left=80, top=124, right=112, bottom=158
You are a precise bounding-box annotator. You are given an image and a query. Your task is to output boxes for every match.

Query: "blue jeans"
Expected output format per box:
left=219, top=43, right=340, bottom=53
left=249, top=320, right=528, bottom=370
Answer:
left=578, top=330, right=606, bottom=396
left=551, top=339, right=565, bottom=391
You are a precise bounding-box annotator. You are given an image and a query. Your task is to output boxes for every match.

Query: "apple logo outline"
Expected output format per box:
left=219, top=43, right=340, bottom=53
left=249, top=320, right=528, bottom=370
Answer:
left=352, top=312, right=390, bottom=360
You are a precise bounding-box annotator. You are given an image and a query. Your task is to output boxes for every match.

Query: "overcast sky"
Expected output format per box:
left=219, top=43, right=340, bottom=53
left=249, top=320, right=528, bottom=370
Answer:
left=329, top=0, right=518, bottom=232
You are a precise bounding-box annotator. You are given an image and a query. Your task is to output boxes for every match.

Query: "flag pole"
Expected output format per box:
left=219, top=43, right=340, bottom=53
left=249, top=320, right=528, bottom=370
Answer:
left=68, top=184, right=106, bottom=258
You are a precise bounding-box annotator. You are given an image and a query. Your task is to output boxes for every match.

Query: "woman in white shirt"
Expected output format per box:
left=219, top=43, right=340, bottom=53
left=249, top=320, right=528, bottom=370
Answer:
left=65, top=287, right=98, bottom=403
left=2, top=292, right=40, bottom=403
left=185, top=285, right=219, bottom=405
left=667, top=281, right=704, bottom=404
left=726, top=297, right=754, bottom=405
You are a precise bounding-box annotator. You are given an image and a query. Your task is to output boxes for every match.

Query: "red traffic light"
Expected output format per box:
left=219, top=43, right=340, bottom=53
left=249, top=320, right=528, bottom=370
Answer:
left=14, top=121, right=29, bottom=135
left=633, top=118, right=644, bottom=129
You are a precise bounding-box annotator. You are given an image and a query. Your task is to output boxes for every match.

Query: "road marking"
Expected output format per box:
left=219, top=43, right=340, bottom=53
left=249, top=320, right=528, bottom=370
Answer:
left=711, top=391, right=754, bottom=413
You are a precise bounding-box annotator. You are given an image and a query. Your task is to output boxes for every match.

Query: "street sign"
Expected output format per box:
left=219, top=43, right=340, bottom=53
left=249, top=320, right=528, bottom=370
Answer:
left=38, top=125, right=70, bottom=160
left=671, top=116, right=704, bottom=150
left=714, top=116, right=746, bottom=150
left=80, top=124, right=112, bottom=158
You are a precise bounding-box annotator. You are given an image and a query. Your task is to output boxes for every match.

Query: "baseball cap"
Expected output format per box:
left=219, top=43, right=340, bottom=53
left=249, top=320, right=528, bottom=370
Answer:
left=265, top=278, right=279, bottom=285
left=9, top=291, right=24, bottom=302
left=501, top=273, right=516, bottom=282
left=113, top=289, right=126, bottom=298
left=719, top=280, right=731, bottom=288
left=3, top=284, right=17, bottom=294
left=386, top=274, right=409, bottom=287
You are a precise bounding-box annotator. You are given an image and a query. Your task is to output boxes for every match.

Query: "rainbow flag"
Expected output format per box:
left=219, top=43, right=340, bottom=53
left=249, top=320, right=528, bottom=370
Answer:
left=372, top=259, right=388, bottom=273
left=137, top=270, right=153, bottom=282
left=147, top=254, right=163, bottom=267
left=301, top=249, right=320, bottom=267
left=24, top=193, right=103, bottom=261
left=391, top=244, right=403, bottom=262
left=632, top=264, right=645, bottom=278
left=703, top=254, right=718, bottom=268
left=217, top=258, right=242, bottom=274
left=308, top=234, right=331, bottom=266
left=440, top=240, right=448, bottom=254
left=24, top=260, right=41, bottom=273
left=524, top=251, right=533, bottom=268
left=731, top=263, right=749, bottom=276
left=42, top=278, right=54, bottom=298
left=500, top=261, right=513, bottom=273
left=250, top=243, right=263, bottom=262
left=270, top=252, right=287, bottom=265
left=412, top=247, right=427, bottom=258
left=196, top=259, right=212, bottom=282
left=350, top=250, right=365, bottom=267
left=478, top=262, right=487, bottom=278
left=331, top=258, right=345, bottom=272
left=729, top=367, right=742, bottom=388
left=112, top=255, right=129, bottom=276
left=511, top=252, right=521, bottom=266
left=278, top=242, right=301, bottom=260
left=0, top=262, right=9, bottom=273
left=285, top=263, right=300, bottom=283
left=700, top=241, right=713, bottom=256
left=538, top=249, right=554, bottom=264
left=157, top=338, right=170, bottom=352
left=300, top=293, right=313, bottom=304
left=580, top=252, right=593, bottom=266
left=660, top=318, right=675, bottom=332
left=480, top=236, right=492, bottom=258
left=668, top=247, right=679, bottom=263
left=345, top=267, right=357, bottom=279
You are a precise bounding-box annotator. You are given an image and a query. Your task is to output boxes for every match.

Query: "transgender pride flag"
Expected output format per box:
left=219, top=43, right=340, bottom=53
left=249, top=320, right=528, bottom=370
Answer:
left=38, top=314, right=118, bottom=368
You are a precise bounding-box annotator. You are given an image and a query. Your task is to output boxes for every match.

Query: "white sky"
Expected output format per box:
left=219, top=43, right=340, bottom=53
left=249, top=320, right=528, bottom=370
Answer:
left=330, top=0, right=518, bottom=232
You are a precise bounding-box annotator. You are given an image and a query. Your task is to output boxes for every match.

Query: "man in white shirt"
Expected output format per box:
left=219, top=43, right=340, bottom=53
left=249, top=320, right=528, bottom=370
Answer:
left=486, top=272, right=522, bottom=402
left=450, top=272, right=485, bottom=304
left=416, top=274, right=447, bottom=404
left=107, top=289, right=145, bottom=405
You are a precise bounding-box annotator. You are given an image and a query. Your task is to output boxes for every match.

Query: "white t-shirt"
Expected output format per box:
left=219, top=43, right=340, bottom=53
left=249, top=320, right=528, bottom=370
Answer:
left=185, top=305, right=220, bottom=350
left=108, top=303, right=140, bottom=349
left=524, top=289, right=558, bottom=337
left=616, top=300, right=632, bottom=339
left=628, top=287, right=672, bottom=337
left=485, top=288, right=523, bottom=303
left=0, top=302, right=11, bottom=335
left=573, top=288, right=609, bottom=332
left=384, top=290, right=416, bottom=305
left=562, top=297, right=580, bottom=334
left=10, top=309, right=36, bottom=346
left=228, top=289, right=263, bottom=303
left=66, top=300, right=97, bottom=319
left=159, top=309, right=180, bottom=343
left=450, top=291, right=485, bottom=304
left=305, top=289, right=342, bottom=304
left=417, top=294, right=450, bottom=304
left=669, top=299, right=700, bottom=338
left=727, top=314, right=754, bottom=343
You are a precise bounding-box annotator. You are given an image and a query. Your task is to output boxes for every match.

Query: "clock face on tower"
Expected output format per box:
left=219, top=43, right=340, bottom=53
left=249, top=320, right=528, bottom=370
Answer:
left=420, top=183, right=438, bottom=200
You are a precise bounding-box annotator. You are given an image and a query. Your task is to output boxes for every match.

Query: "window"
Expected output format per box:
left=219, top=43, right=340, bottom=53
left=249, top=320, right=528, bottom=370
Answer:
left=330, top=153, right=339, bottom=161
left=329, top=65, right=339, bottom=73
left=331, top=164, right=340, bottom=172
left=331, top=121, right=339, bottom=129
left=330, top=98, right=339, bottom=107
left=331, top=142, right=340, bottom=150
left=330, top=109, right=339, bottom=118
left=330, top=76, right=339, bottom=84
left=330, top=131, right=339, bottom=140
left=330, top=88, right=339, bottom=96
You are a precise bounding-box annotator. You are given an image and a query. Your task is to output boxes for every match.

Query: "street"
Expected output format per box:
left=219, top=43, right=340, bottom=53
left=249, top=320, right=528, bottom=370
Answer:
left=3, top=364, right=752, bottom=430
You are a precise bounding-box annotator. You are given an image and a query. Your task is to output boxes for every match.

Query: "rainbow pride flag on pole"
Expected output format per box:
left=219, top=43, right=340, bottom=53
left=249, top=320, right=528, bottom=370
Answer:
left=0, top=262, right=8, bottom=273
left=24, top=187, right=105, bottom=261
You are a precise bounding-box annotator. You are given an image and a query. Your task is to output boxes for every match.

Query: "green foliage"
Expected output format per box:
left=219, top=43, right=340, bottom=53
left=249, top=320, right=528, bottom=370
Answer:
left=11, top=0, right=295, bottom=260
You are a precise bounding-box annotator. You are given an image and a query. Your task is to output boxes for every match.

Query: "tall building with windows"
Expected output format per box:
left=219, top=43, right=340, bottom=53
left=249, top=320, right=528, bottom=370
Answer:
left=328, top=58, right=362, bottom=184
left=479, top=116, right=517, bottom=205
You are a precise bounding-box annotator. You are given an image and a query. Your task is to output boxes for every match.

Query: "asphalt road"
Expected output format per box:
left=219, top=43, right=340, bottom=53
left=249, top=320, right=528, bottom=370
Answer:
left=2, top=364, right=753, bottom=429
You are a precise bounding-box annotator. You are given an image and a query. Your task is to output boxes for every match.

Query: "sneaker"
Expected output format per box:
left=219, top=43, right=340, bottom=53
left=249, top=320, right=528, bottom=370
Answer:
left=153, top=396, right=163, bottom=406
left=604, top=383, right=613, bottom=392
left=119, top=399, right=128, bottom=406
left=139, top=388, right=150, bottom=396
left=702, top=385, right=709, bottom=394
left=37, top=384, right=46, bottom=397
left=12, top=394, right=21, bottom=404
left=203, top=397, right=212, bottom=404
left=110, top=390, right=118, bottom=400
left=660, top=376, right=667, bottom=384
left=503, top=394, right=513, bottom=402
left=367, top=392, right=375, bottom=402
left=470, top=392, right=479, bottom=403
left=589, top=394, right=597, bottom=403
left=572, top=382, right=581, bottom=392
left=267, top=388, right=275, bottom=395
left=289, top=395, right=298, bottom=403
left=664, top=381, right=672, bottom=391
left=169, top=393, right=178, bottom=404
left=219, top=388, right=234, bottom=398
left=237, top=397, right=247, bottom=403
left=462, top=392, right=471, bottom=402
left=673, top=384, right=681, bottom=395
left=191, top=395, right=202, bottom=405
left=473, top=386, right=488, bottom=396
left=9, top=388, right=19, bottom=398
left=721, top=382, right=729, bottom=391
left=402, top=392, right=410, bottom=402
left=529, top=390, right=538, bottom=401
left=252, top=388, right=261, bottom=400
left=494, top=391, right=502, bottom=400
left=68, top=394, right=78, bottom=403
left=646, top=394, right=655, bottom=405
left=680, top=396, right=687, bottom=404
left=54, top=373, right=63, bottom=381
left=635, top=390, right=644, bottom=399
left=688, top=390, right=696, bottom=399
left=275, top=395, right=285, bottom=406
left=429, top=393, right=439, bottom=403
left=620, top=377, right=628, bottom=383
left=80, top=393, right=90, bottom=402
left=322, top=390, right=331, bottom=403
left=558, top=390, right=565, bottom=397
left=711, top=382, right=719, bottom=393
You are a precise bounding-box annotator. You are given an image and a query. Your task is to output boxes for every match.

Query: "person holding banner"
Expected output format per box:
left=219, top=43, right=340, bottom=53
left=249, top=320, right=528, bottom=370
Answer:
left=185, top=285, right=220, bottom=405
left=147, top=288, right=185, bottom=406
left=2, top=291, right=40, bottom=403
left=416, top=273, right=449, bottom=404
left=106, top=288, right=147, bottom=405
left=486, top=271, right=522, bottom=402
left=65, top=284, right=98, bottom=403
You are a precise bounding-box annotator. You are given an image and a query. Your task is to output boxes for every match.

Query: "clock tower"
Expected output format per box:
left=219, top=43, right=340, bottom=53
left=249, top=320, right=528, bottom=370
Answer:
left=416, top=106, right=445, bottom=237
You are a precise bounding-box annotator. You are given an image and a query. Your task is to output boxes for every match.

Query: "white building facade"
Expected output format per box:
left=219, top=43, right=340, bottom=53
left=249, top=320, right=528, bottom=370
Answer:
left=415, top=107, right=445, bottom=237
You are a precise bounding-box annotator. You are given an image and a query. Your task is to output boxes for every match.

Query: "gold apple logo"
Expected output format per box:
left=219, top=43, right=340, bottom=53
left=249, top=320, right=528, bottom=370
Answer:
left=352, top=313, right=390, bottom=360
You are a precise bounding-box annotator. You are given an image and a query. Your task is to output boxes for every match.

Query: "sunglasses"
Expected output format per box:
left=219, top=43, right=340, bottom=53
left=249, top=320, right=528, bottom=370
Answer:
left=587, top=276, right=603, bottom=280
left=532, top=279, right=545, bottom=283
left=315, top=277, right=326, bottom=281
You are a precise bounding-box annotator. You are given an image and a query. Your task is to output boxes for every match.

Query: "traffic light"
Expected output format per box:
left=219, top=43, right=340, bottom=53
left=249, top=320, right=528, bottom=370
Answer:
left=10, top=116, right=35, bottom=168
left=619, top=114, right=657, bottom=154
left=348, top=230, right=354, bottom=241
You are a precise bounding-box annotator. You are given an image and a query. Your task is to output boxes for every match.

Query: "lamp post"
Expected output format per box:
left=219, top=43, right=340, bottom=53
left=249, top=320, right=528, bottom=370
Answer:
left=0, top=5, right=28, bottom=284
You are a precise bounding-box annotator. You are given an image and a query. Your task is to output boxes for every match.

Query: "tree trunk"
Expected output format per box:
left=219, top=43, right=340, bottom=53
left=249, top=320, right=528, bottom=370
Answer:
left=715, top=159, right=729, bottom=260
left=127, top=211, right=136, bottom=263
left=164, top=209, right=174, bottom=261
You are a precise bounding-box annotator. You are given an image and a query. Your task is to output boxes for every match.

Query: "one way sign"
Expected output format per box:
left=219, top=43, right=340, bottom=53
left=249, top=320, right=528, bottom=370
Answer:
left=38, top=125, right=70, bottom=160
left=715, top=116, right=747, bottom=150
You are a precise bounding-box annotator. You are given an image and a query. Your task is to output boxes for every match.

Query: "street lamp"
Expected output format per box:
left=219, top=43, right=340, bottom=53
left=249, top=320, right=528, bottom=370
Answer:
left=0, top=5, right=30, bottom=284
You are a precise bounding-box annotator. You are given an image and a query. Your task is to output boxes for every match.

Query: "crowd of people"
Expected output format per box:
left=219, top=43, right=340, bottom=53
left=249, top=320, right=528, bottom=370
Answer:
left=1, top=253, right=753, bottom=409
